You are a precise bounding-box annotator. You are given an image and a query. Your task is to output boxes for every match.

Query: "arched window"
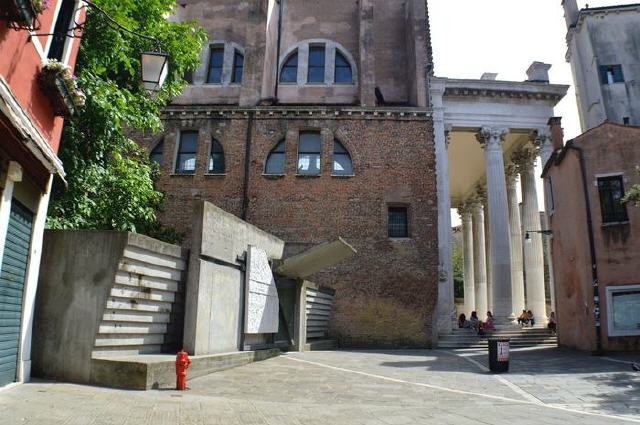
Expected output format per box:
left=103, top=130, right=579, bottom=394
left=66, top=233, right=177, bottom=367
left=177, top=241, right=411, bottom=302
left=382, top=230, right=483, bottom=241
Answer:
left=334, top=51, right=353, bottom=84
left=232, top=50, right=244, bottom=83
left=298, top=131, right=321, bottom=175
left=280, top=51, right=298, bottom=83
left=332, top=140, right=353, bottom=176
left=208, top=139, right=225, bottom=174
left=176, top=131, right=198, bottom=174
left=150, top=140, right=164, bottom=168
left=265, top=140, right=286, bottom=175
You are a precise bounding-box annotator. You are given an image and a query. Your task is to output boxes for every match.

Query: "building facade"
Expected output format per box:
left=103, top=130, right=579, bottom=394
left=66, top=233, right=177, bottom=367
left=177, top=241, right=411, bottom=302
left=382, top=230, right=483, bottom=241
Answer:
left=140, top=0, right=440, bottom=347
left=543, top=122, right=640, bottom=352
left=0, top=0, right=84, bottom=387
left=562, top=0, right=640, bottom=131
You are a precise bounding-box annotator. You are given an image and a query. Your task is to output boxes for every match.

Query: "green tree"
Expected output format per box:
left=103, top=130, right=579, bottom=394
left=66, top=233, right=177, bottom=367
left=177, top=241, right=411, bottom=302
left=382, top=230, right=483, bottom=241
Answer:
left=623, top=166, right=640, bottom=207
left=47, top=0, right=206, bottom=243
left=452, top=247, right=464, bottom=299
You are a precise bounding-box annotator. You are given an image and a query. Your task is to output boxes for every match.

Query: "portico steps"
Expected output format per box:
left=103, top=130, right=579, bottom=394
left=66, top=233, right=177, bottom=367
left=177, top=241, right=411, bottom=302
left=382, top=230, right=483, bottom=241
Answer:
left=438, top=327, right=557, bottom=349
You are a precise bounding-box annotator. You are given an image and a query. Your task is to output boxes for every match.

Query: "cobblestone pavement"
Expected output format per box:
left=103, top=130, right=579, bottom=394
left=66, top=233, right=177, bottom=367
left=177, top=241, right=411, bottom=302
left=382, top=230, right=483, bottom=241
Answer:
left=0, top=347, right=638, bottom=424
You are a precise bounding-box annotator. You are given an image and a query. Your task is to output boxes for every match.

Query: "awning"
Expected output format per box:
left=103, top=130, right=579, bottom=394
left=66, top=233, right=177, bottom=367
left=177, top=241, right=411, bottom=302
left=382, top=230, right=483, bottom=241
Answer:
left=276, top=237, right=357, bottom=279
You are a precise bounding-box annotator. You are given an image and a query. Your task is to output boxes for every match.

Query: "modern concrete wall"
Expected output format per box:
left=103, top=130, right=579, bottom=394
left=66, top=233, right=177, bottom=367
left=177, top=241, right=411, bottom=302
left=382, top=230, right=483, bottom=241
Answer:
left=183, top=201, right=285, bottom=355
left=32, top=231, right=187, bottom=384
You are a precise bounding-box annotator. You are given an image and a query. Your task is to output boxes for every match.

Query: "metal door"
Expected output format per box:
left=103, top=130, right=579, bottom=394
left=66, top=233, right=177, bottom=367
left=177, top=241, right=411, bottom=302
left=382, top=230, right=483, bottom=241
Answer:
left=0, top=201, right=33, bottom=387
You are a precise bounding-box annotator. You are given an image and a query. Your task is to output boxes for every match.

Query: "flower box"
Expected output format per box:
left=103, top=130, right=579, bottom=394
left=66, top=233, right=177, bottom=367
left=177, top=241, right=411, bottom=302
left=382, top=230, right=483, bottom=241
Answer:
left=38, top=60, right=85, bottom=117
left=0, top=0, right=47, bottom=30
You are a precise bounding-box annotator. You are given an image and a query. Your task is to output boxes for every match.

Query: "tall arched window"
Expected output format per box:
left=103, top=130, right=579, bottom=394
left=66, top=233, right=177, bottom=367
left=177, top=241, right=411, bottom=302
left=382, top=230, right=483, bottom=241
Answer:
left=176, top=131, right=198, bottom=174
left=207, top=46, right=225, bottom=83
left=307, top=45, right=326, bottom=83
left=208, top=139, right=225, bottom=174
left=298, top=132, right=321, bottom=175
left=265, top=140, right=286, bottom=175
left=232, top=50, right=244, bottom=83
left=150, top=140, right=164, bottom=169
left=280, top=51, right=298, bottom=83
left=332, top=140, right=353, bottom=176
left=335, top=51, right=353, bottom=83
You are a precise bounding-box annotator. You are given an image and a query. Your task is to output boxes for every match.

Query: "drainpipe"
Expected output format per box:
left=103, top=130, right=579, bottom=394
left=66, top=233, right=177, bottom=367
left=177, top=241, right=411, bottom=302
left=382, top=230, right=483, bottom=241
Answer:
left=241, top=112, right=254, bottom=221
left=568, top=143, right=603, bottom=355
left=274, top=0, right=283, bottom=100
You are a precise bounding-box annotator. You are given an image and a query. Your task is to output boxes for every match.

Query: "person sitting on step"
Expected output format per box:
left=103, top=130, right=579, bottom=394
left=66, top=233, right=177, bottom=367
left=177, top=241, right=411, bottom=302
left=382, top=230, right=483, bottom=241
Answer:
left=547, top=311, right=557, bottom=333
left=469, top=311, right=481, bottom=333
left=483, top=311, right=495, bottom=331
left=458, top=313, right=471, bottom=329
left=525, top=310, right=536, bottom=327
left=517, top=310, right=528, bottom=326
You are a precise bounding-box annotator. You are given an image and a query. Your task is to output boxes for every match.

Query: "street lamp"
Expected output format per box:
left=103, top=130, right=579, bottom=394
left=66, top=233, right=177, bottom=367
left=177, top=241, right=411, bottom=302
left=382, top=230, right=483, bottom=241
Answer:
left=524, top=229, right=553, bottom=243
left=32, top=0, right=170, bottom=91
left=141, top=51, right=169, bottom=91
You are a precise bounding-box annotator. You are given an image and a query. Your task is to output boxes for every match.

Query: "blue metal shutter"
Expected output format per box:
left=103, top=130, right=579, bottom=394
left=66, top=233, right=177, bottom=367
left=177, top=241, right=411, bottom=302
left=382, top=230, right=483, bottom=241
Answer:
left=0, top=201, right=33, bottom=387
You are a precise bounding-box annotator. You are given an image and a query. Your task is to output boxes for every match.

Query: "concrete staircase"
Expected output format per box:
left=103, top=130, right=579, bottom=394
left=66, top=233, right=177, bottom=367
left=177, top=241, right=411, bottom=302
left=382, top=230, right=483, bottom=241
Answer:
left=438, top=327, right=557, bottom=349
left=92, top=240, right=188, bottom=357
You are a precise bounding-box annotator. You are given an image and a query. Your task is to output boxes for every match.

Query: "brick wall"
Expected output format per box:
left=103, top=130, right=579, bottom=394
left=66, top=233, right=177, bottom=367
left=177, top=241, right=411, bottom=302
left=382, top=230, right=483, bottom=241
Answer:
left=139, top=107, right=439, bottom=348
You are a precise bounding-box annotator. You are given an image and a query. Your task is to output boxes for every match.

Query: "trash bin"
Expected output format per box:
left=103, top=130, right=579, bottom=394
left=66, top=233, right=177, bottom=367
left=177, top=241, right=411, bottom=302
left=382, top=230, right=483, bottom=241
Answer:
left=488, top=338, right=510, bottom=373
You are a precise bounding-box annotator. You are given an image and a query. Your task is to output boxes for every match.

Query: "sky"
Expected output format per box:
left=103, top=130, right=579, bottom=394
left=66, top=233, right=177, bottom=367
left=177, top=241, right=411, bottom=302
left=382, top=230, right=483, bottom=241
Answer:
left=430, top=0, right=627, bottom=225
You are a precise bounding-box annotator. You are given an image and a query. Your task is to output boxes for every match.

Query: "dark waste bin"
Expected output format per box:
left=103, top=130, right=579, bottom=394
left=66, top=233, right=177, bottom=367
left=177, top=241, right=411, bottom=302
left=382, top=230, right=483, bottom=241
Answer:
left=488, top=338, right=510, bottom=373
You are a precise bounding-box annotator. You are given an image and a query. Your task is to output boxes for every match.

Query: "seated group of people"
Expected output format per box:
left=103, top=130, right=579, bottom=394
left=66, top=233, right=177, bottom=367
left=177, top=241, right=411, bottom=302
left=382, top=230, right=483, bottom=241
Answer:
left=458, top=311, right=494, bottom=334
left=458, top=310, right=558, bottom=334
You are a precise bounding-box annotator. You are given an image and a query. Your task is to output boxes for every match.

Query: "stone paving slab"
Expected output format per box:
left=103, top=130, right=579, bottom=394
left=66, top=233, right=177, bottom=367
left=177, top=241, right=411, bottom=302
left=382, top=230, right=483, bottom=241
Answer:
left=0, top=348, right=638, bottom=424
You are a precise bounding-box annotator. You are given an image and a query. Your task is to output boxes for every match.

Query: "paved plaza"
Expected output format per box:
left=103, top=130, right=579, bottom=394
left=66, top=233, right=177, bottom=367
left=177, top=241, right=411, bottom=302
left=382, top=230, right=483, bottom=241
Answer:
left=0, top=347, right=638, bottom=424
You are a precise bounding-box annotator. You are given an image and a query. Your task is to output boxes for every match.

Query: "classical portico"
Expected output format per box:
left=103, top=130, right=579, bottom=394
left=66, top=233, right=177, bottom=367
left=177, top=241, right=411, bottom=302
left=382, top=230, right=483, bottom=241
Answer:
left=431, top=62, right=568, bottom=333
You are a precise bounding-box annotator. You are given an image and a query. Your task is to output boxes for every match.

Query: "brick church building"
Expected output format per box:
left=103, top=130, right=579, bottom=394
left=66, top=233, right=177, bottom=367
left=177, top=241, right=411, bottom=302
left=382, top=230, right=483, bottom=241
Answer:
left=139, top=0, right=439, bottom=347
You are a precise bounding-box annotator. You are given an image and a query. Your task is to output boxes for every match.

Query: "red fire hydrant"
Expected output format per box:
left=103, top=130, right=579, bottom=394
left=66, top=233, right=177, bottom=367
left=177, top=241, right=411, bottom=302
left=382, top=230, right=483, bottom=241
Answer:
left=175, top=349, right=191, bottom=391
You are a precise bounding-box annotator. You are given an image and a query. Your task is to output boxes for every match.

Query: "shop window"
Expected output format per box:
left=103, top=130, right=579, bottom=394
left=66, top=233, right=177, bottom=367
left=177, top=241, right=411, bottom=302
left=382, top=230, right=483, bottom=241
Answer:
left=597, top=175, right=629, bottom=224
left=208, top=139, right=225, bottom=174
left=297, top=132, right=321, bottom=175
left=265, top=140, right=286, bottom=175
left=388, top=206, right=409, bottom=238
left=332, top=140, right=353, bottom=176
left=175, top=131, right=198, bottom=174
left=606, top=285, right=640, bottom=337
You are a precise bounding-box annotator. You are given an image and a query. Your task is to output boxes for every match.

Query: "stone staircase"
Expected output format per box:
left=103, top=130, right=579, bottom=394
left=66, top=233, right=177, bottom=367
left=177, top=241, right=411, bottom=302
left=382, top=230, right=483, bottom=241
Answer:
left=438, top=327, right=557, bottom=349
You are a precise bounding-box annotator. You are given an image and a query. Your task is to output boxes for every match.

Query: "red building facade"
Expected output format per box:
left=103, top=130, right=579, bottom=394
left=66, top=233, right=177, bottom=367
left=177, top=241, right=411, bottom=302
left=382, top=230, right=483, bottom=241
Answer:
left=0, top=0, right=84, bottom=387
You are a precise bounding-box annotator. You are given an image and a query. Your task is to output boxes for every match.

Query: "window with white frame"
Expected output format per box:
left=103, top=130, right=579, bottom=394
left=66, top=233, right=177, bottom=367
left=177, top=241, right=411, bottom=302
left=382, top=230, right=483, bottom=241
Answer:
left=48, top=0, right=77, bottom=61
left=606, top=285, right=640, bottom=337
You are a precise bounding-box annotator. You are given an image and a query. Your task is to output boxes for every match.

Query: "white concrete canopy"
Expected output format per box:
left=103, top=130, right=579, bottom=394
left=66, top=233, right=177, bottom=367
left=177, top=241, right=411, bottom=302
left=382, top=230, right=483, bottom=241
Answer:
left=276, top=238, right=357, bottom=279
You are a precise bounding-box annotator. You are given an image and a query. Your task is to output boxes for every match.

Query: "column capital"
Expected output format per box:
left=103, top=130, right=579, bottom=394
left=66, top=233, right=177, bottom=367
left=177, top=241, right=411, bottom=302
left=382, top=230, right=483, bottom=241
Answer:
left=457, top=202, right=473, bottom=217
left=505, top=163, right=519, bottom=184
left=444, top=124, right=453, bottom=149
left=532, top=128, right=552, bottom=147
left=511, top=143, right=539, bottom=172
left=476, top=126, right=508, bottom=150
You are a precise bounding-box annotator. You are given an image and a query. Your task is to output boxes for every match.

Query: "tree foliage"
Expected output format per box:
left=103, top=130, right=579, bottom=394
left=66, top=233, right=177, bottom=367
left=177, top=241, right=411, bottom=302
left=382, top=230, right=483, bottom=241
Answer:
left=452, top=246, right=464, bottom=299
left=623, top=166, right=640, bottom=207
left=47, top=0, right=206, bottom=243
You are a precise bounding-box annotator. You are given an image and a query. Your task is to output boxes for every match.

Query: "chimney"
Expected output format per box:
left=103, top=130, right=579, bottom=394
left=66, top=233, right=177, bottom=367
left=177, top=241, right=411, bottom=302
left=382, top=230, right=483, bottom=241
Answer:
left=526, top=62, right=551, bottom=83
left=562, top=0, right=579, bottom=28
left=548, top=117, right=565, bottom=151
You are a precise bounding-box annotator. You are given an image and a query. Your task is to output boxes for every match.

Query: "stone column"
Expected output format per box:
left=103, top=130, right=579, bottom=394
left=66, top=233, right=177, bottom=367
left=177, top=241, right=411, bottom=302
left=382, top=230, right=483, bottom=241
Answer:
left=506, top=164, right=526, bottom=315
left=513, top=142, right=547, bottom=326
left=470, top=197, right=488, bottom=317
left=536, top=130, right=556, bottom=314
left=476, top=127, right=516, bottom=326
left=484, top=198, right=493, bottom=313
left=459, top=205, right=475, bottom=315
left=430, top=79, right=455, bottom=334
